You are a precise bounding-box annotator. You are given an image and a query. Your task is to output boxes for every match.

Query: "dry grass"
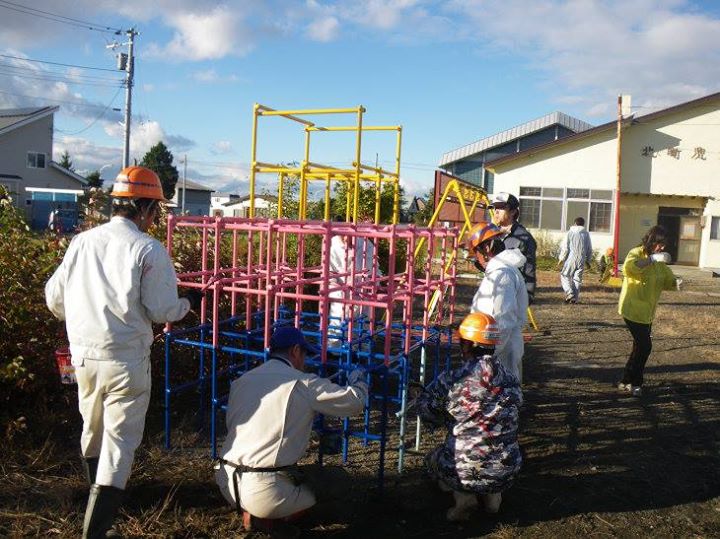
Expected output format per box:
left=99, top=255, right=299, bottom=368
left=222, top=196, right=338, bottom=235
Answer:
left=2, top=269, right=719, bottom=538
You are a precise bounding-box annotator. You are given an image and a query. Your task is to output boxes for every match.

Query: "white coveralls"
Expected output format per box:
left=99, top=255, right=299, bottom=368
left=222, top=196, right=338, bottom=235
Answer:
left=558, top=225, right=593, bottom=302
left=45, top=216, right=190, bottom=489
left=216, top=358, right=367, bottom=518
left=471, top=248, right=529, bottom=382
left=327, top=234, right=378, bottom=349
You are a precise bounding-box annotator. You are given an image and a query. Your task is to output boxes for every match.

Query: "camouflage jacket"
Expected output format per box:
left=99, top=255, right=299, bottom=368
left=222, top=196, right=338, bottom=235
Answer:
left=408, top=354, right=523, bottom=494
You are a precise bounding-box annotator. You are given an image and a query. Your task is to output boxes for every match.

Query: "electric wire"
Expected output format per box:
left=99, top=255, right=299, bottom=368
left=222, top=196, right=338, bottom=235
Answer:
left=0, top=61, right=124, bottom=82
left=0, top=89, right=122, bottom=111
left=0, top=69, right=124, bottom=87
left=0, top=0, right=122, bottom=34
left=55, top=86, right=123, bottom=136
left=0, top=53, right=119, bottom=73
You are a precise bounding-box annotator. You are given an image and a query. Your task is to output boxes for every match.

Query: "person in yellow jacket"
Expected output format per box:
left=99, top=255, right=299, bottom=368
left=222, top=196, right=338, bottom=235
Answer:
left=617, top=225, right=680, bottom=397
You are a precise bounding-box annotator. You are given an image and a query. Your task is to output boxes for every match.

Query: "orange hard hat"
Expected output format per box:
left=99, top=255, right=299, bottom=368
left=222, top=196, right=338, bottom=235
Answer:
left=466, top=221, right=504, bottom=251
left=111, top=166, right=167, bottom=201
left=458, top=312, right=501, bottom=346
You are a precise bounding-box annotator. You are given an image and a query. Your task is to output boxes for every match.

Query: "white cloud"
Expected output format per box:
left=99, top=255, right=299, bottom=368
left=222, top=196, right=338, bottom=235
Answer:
left=191, top=69, right=240, bottom=83
left=448, top=0, right=720, bottom=116
left=211, top=140, right=233, bottom=154
left=307, top=16, right=340, bottom=42
left=146, top=6, right=254, bottom=61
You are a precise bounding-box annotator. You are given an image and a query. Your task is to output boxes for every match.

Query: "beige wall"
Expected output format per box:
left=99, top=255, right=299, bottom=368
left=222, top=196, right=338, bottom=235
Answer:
left=491, top=99, right=720, bottom=268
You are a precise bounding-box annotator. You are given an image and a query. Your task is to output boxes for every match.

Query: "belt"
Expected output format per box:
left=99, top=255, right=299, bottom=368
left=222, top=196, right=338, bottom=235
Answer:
left=216, top=458, right=300, bottom=514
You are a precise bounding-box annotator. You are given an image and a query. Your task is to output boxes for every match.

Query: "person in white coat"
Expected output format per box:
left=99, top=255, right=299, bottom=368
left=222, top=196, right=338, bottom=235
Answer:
left=467, top=221, right=528, bottom=382
left=558, top=217, right=594, bottom=303
left=45, top=166, right=201, bottom=539
left=327, top=217, right=379, bottom=350
left=216, top=326, right=367, bottom=535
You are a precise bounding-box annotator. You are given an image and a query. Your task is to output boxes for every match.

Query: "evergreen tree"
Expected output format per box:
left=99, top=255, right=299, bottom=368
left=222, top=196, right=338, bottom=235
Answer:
left=58, top=150, right=73, bottom=171
left=85, top=170, right=103, bottom=188
left=140, top=141, right=179, bottom=200
left=412, top=188, right=436, bottom=226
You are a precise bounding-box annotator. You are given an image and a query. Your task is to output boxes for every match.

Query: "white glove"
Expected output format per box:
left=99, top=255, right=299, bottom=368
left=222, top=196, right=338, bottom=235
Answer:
left=676, top=278, right=683, bottom=291
left=650, top=252, right=672, bottom=264
left=347, top=368, right=366, bottom=386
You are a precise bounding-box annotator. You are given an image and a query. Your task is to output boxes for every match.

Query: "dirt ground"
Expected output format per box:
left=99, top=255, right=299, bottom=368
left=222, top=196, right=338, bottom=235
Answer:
left=2, top=269, right=720, bottom=538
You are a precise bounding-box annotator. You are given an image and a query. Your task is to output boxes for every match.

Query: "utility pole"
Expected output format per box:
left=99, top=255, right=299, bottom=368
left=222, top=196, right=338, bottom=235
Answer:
left=122, top=28, right=137, bottom=169
left=109, top=28, right=138, bottom=169
left=612, top=94, right=631, bottom=276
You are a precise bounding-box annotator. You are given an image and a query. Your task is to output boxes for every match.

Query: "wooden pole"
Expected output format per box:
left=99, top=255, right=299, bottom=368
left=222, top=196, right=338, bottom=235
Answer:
left=612, top=95, right=623, bottom=276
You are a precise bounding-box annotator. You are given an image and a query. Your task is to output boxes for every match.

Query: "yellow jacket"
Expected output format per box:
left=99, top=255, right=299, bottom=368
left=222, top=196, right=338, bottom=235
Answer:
left=618, top=246, right=677, bottom=325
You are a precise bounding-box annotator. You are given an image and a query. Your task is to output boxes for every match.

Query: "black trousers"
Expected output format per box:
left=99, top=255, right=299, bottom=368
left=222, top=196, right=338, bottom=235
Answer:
left=621, top=318, right=652, bottom=386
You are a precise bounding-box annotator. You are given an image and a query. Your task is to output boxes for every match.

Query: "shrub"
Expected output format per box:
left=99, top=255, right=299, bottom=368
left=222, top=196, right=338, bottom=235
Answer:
left=534, top=229, right=561, bottom=259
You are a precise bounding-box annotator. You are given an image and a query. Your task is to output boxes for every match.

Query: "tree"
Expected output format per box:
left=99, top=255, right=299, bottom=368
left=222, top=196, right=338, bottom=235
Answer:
left=86, top=170, right=103, bottom=188
left=140, top=141, right=179, bottom=200
left=58, top=150, right=73, bottom=171
left=329, top=181, right=406, bottom=224
left=412, top=188, right=436, bottom=226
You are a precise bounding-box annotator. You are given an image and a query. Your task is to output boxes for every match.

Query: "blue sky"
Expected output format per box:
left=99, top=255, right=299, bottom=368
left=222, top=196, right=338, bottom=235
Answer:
left=2, top=0, right=720, bottom=200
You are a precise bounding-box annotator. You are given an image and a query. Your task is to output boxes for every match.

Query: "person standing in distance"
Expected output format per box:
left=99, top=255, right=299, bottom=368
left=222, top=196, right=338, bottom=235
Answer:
left=45, top=166, right=202, bottom=539
left=489, top=193, right=537, bottom=304
left=558, top=216, right=594, bottom=303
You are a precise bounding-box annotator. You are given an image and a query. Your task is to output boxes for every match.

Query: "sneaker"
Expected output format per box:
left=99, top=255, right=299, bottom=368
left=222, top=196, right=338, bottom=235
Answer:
left=564, top=296, right=573, bottom=304
left=617, top=382, right=632, bottom=392
left=631, top=386, right=643, bottom=397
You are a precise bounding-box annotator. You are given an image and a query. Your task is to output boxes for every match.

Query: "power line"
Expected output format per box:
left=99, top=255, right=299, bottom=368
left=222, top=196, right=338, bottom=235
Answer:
left=0, top=0, right=121, bottom=34
left=0, top=53, right=118, bottom=73
left=0, top=69, right=123, bottom=88
left=0, top=61, right=124, bottom=82
left=0, top=88, right=122, bottom=110
left=56, top=86, right=123, bottom=136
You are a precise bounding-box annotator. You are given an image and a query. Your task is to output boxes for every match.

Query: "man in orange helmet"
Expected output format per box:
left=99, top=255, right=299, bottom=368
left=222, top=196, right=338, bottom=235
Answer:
left=407, top=313, right=522, bottom=521
left=45, top=166, right=201, bottom=539
left=466, top=221, right=528, bottom=382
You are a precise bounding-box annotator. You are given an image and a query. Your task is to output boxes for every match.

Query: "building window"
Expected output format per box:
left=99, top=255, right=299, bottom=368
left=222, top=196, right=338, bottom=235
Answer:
left=518, top=187, right=563, bottom=230
left=711, top=216, right=720, bottom=240
left=519, top=185, right=613, bottom=232
left=27, top=152, right=46, bottom=169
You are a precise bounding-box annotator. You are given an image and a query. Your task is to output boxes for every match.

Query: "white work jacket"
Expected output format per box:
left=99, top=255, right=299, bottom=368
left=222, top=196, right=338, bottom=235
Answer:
left=559, top=225, right=593, bottom=275
left=471, top=248, right=529, bottom=342
left=220, top=358, right=367, bottom=469
left=45, top=216, right=190, bottom=364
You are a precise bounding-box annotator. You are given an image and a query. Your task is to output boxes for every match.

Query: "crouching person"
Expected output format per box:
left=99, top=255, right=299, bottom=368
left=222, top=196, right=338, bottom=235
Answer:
left=407, top=313, right=523, bottom=521
left=216, top=326, right=368, bottom=536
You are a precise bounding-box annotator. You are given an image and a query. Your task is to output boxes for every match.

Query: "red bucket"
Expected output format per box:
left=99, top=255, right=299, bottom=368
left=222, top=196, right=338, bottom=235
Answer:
left=55, top=347, right=76, bottom=385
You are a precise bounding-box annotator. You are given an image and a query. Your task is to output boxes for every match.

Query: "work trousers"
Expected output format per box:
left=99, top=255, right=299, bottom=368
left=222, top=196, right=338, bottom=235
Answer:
left=560, top=266, right=585, bottom=301
left=621, top=318, right=652, bottom=387
left=216, top=464, right=316, bottom=519
left=75, top=357, right=151, bottom=489
left=496, top=328, right=524, bottom=384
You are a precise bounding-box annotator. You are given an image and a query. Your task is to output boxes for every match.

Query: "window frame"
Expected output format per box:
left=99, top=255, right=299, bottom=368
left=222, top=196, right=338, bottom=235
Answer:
left=27, top=151, right=47, bottom=169
left=518, top=185, right=614, bottom=232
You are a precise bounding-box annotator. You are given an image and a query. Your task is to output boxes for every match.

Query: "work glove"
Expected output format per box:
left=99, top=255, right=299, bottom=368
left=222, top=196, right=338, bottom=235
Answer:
left=185, top=289, right=204, bottom=311
left=650, top=252, right=672, bottom=264
left=347, top=367, right=366, bottom=386
left=675, top=278, right=683, bottom=291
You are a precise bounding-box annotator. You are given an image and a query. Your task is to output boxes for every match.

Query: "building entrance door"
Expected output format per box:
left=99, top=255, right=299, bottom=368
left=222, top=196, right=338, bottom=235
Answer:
left=677, top=216, right=701, bottom=265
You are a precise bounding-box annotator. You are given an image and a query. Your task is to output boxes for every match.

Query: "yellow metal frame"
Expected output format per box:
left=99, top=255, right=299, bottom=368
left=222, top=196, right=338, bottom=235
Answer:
left=418, top=178, right=540, bottom=331
left=249, top=104, right=402, bottom=224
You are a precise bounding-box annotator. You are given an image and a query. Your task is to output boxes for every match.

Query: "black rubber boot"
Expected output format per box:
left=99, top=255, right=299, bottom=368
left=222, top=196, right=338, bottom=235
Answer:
left=82, top=484, right=124, bottom=539
left=82, top=457, right=99, bottom=484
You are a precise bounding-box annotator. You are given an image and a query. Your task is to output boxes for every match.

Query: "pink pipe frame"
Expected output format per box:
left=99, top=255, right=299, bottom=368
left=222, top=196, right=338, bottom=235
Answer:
left=166, top=216, right=458, bottom=364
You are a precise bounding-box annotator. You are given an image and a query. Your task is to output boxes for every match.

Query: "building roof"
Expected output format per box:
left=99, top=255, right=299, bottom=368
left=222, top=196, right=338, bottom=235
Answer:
left=486, top=91, right=720, bottom=170
left=439, top=111, right=594, bottom=166
left=0, top=106, right=59, bottom=136
left=176, top=178, right=214, bottom=192
left=224, top=194, right=278, bottom=206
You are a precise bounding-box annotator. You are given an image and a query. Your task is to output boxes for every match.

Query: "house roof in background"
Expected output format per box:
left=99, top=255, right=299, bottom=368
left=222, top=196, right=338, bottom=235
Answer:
left=0, top=106, right=59, bottom=136
left=176, top=179, right=214, bottom=192
left=51, top=161, right=88, bottom=186
left=439, top=111, right=594, bottom=166
left=224, top=193, right=278, bottom=206
left=485, top=91, right=720, bottom=170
